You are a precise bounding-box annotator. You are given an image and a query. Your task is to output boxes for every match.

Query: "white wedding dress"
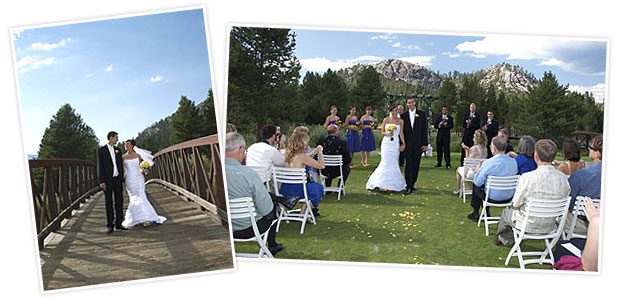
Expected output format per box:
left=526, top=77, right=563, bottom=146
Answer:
left=366, top=124, right=407, bottom=192
left=122, top=158, right=167, bottom=227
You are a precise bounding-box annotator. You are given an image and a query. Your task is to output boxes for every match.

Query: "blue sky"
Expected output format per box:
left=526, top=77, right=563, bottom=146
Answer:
left=294, top=28, right=607, bottom=102
left=13, top=8, right=212, bottom=155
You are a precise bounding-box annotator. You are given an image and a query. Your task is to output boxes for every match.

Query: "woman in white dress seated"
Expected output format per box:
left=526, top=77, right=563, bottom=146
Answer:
left=453, top=129, right=488, bottom=194
left=365, top=105, right=406, bottom=192
left=121, top=139, right=167, bottom=228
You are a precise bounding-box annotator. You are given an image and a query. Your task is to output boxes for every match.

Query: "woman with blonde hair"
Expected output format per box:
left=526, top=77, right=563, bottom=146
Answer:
left=280, top=131, right=325, bottom=217
left=453, top=129, right=488, bottom=194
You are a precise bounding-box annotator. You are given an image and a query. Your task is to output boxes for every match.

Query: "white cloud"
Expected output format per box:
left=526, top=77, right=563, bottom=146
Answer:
left=300, top=55, right=384, bottom=73
left=16, top=56, right=56, bottom=73
left=454, top=35, right=605, bottom=75
left=569, top=83, right=606, bottom=103
left=443, top=52, right=461, bottom=58
left=371, top=33, right=394, bottom=40
left=31, top=38, right=71, bottom=51
left=395, top=55, right=435, bottom=66
left=11, top=29, right=25, bottom=40
left=85, top=73, right=95, bottom=78
left=150, top=75, right=163, bottom=82
left=392, top=42, right=402, bottom=48
left=105, top=65, right=113, bottom=72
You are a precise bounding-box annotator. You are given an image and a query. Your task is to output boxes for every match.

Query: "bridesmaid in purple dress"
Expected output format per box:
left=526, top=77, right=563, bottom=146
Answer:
left=359, top=106, right=376, bottom=167
left=323, top=105, right=341, bottom=128
left=345, top=106, right=361, bottom=167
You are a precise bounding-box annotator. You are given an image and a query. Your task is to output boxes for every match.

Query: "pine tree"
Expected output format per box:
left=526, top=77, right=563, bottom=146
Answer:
left=38, top=104, right=99, bottom=160
left=301, top=71, right=324, bottom=124
left=457, top=75, right=486, bottom=121
left=435, top=78, right=458, bottom=114
left=349, top=65, right=385, bottom=112
left=200, top=89, right=218, bottom=136
left=170, top=96, right=206, bottom=144
left=319, top=69, right=349, bottom=115
left=228, top=27, right=302, bottom=133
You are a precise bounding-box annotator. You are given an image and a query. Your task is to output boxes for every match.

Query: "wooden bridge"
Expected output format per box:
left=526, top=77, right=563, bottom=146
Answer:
left=29, top=134, right=233, bottom=290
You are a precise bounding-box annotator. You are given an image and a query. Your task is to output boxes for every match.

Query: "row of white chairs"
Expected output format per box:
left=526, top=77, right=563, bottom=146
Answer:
left=233, top=156, right=346, bottom=258
left=461, top=157, right=600, bottom=269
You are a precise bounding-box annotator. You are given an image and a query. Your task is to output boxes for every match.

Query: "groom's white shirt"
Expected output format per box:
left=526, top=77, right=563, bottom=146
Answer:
left=107, top=143, right=119, bottom=177
left=409, top=108, right=416, bottom=128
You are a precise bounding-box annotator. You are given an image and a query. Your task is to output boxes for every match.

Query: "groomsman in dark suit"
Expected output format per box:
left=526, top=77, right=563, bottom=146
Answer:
left=401, top=98, right=428, bottom=195
left=434, top=105, right=454, bottom=168
left=97, top=131, right=126, bottom=234
left=482, top=110, right=499, bottom=158
left=460, top=103, right=481, bottom=166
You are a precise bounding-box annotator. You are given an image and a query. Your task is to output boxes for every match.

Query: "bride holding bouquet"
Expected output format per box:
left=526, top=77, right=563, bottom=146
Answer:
left=365, top=105, right=407, bottom=192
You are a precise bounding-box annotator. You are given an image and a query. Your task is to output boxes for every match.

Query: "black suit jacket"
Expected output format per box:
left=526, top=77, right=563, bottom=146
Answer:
left=98, top=145, right=124, bottom=184
left=461, top=112, right=481, bottom=144
left=434, top=114, right=454, bottom=140
left=317, top=135, right=351, bottom=179
left=401, top=109, right=428, bottom=151
left=484, top=118, right=499, bottom=142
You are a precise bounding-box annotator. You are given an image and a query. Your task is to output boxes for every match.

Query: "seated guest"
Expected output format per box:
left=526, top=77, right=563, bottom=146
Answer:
left=226, top=123, right=237, bottom=133
left=467, top=136, right=518, bottom=221
left=497, top=127, right=514, bottom=154
left=565, top=136, right=602, bottom=236
left=225, top=132, right=284, bottom=256
left=554, top=197, right=600, bottom=272
left=494, top=139, right=570, bottom=246
left=453, top=129, right=488, bottom=194
left=317, top=124, right=352, bottom=188
left=246, top=124, right=285, bottom=182
left=281, top=131, right=325, bottom=217
left=512, top=136, right=537, bottom=174
left=557, top=139, right=585, bottom=176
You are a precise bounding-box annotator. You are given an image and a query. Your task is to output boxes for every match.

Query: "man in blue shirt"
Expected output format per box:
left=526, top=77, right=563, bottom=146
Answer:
left=467, top=136, right=518, bottom=221
left=225, top=132, right=284, bottom=256
left=565, top=135, right=602, bottom=235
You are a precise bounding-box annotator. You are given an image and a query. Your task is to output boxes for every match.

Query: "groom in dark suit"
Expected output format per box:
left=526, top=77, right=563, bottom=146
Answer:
left=97, top=131, right=126, bottom=233
left=400, top=98, right=428, bottom=195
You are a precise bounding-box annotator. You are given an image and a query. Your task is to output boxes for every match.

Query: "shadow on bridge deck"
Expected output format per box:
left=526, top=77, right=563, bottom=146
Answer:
left=39, top=183, right=234, bottom=290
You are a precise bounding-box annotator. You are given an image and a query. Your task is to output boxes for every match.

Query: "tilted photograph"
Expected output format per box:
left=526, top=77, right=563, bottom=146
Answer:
left=225, top=25, right=606, bottom=272
left=12, top=8, right=233, bottom=290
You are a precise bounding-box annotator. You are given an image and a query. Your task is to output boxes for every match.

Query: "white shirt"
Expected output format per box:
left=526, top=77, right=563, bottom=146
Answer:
left=106, top=144, right=119, bottom=177
left=409, top=109, right=416, bottom=127
left=245, top=142, right=285, bottom=182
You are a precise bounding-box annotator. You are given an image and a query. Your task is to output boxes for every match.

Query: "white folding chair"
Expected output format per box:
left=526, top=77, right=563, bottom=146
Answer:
left=564, top=196, right=600, bottom=240
left=247, top=165, right=272, bottom=192
left=460, top=157, right=484, bottom=203
left=478, top=175, right=519, bottom=236
left=229, top=197, right=274, bottom=259
left=272, top=166, right=315, bottom=234
left=319, top=154, right=345, bottom=200
left=505, top=196, right=571, bottom=269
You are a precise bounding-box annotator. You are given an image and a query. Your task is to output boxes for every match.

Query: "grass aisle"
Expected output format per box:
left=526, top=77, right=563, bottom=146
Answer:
left=236, top=151, right=551, bottom=269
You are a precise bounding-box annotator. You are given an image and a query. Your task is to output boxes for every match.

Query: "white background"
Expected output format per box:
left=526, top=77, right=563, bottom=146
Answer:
left=1, top=0, right=620, bottom=298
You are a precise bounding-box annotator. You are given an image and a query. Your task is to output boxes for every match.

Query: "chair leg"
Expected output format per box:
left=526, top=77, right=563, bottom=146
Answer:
left=276, top=207, right=285, bottom=233
left=505, top=241, right=519, bottom=266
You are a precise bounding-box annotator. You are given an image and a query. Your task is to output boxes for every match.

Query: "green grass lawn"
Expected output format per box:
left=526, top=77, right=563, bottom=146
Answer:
left=235, top=151, right=555, bottom=270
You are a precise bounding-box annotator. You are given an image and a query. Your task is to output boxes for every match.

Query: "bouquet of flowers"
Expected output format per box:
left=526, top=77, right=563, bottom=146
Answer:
left=386, top=124, right=398, bottom=141
left=140, top=160, right=151, bottom=175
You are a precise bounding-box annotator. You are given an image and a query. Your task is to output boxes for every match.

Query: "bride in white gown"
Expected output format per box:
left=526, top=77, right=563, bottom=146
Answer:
left=121, top=140, right=167, bottom=228
left=366, top=105, right=407, bottom=192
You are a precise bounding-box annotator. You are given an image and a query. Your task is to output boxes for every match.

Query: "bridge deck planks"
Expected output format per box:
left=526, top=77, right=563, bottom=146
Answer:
left=40, top=183, right=234, bottom=290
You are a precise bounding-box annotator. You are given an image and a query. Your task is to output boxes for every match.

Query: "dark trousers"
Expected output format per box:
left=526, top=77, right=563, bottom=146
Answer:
left=104, top=175, right=124, bottom=228
left=436, top=135, right=451, bottom=167
left=233, top=205, right=278, bottom=247
left=399, top=141, right=405, bottom=166
left=404, top=148, right=423, bottom=190
left=554, top=238, right=586, bottom=262
left=324, top=166, right=350, bottom=187
left=470, top=185, right=511, bottom=215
